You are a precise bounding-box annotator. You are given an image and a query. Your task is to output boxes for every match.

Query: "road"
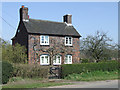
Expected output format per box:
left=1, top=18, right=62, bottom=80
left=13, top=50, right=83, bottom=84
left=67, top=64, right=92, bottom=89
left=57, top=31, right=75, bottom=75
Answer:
left=48, top=80, right=118, bottom=88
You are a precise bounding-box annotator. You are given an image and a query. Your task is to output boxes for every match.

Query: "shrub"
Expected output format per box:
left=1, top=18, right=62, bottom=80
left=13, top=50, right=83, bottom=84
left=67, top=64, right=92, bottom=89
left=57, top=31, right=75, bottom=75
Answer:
left=12, top=64, right=49, bottom=78
left=2, top=61, right=13, bottom=84
left=2, top=43, right=27, bottom=64
left=61, top=60, right=119, bottom=78
left=80, top=59, right=89, bottom=63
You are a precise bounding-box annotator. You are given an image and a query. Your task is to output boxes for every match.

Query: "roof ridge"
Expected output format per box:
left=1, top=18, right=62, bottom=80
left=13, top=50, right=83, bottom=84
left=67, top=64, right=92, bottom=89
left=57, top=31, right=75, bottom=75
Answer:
left=29, top=18, right=65, bottom=24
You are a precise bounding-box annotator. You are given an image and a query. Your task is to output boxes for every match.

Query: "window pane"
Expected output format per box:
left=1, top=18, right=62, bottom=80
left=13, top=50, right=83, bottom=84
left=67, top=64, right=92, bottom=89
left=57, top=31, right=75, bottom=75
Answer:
left=54, top=56, right=56, bottom=63
left=69, top=37, right=71, bottom=44
left=41, top=56, right=44, bottom=63
left=66, top=37, right=68, bottom=44
left=65, top=56, right=68, bottom=63
left=45, top=36, right=48, bottom=43
left=69, top=56, right=72, bottom=62
left=45, top=56, right=48, bottom=63
left=41, top=36, right=44, bottom=43
left=58, top=56, right=60, bottom=63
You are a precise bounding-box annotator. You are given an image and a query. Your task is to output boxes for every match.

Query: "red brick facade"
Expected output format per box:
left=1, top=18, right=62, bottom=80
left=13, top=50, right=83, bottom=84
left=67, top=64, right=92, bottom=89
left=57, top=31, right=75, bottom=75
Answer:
left=28, top=34, right=80, bottom=65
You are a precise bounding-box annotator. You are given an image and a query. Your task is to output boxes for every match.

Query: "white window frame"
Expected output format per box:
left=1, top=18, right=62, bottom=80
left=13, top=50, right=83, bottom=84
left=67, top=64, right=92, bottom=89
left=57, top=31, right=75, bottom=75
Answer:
left=65, top=37, right=72, bottom=46
left=40, top=55, right=49, bottom=65
left=64, top=55, right=72, bottom=64
left=40, top=35, right=49, bottom=45
left=53, top=55, right=61, bottom=65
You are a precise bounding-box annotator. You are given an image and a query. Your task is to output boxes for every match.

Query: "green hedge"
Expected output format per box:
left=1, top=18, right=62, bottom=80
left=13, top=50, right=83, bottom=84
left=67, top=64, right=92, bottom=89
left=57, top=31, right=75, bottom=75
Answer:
left=12, top=64, right=49, bottom=78
left=2, top=61, right=13, bottom=84
left=80, top=59, right=89, bottom=63
left=61, top=60, right=119, bottom=78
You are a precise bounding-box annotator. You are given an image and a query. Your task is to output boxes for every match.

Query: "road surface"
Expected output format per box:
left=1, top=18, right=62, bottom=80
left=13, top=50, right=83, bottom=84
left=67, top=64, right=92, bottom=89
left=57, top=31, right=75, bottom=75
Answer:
left=48, top=80, right=118, bottom=88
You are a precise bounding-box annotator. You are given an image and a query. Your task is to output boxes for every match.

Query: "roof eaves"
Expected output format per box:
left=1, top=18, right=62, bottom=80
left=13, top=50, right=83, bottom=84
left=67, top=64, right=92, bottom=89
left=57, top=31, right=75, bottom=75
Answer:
left=27, top=32, right=81, bottom=37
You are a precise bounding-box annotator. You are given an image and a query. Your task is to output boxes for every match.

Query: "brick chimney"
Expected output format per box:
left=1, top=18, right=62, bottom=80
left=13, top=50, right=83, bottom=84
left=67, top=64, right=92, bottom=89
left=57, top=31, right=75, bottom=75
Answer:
left=20, top=5, right=29, bottom=22
left=63, top=14, right=72, bottom=25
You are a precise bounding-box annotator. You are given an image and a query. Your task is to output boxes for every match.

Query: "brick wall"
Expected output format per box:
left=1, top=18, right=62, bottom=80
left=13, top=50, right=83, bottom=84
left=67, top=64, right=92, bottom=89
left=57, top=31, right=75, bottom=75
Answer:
left=28, top=34, right=80, bottom=65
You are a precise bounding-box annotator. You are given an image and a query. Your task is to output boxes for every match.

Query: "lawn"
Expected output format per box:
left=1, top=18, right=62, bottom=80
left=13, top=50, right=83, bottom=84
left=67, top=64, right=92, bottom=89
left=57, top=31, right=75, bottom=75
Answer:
left=3, top=82, right=71, bottom=88
left=2, top=77, right=71, bottom=88
left=64, top=70, right=118, bottom=81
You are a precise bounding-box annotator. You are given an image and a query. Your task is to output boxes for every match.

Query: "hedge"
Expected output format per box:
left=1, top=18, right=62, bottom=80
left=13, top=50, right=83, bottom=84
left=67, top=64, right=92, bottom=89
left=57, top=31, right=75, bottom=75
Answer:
left=61, top=60, right=119, bottom=78
left=2, top=61, right=13, bottom=84
left=12, top=64, right=49, bottom=78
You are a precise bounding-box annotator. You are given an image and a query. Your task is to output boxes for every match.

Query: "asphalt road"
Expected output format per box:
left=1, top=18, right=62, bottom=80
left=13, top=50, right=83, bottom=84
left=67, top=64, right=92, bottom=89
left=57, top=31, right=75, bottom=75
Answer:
left=48, top=80, right=118, bottom=88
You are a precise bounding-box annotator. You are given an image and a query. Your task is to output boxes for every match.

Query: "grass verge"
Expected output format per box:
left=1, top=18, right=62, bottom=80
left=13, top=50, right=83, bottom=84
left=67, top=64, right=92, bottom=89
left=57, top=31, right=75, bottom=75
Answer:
left=64, top=70, right=118, bottom=81
left=2, top=77, right=71, bottom=88
left=3, top=82, right=71, bottom=88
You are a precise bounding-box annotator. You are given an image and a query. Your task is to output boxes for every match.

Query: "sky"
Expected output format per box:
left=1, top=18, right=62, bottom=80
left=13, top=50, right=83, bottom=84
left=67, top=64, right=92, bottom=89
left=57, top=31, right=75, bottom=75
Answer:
left=1, top=2, right=118, bottom=44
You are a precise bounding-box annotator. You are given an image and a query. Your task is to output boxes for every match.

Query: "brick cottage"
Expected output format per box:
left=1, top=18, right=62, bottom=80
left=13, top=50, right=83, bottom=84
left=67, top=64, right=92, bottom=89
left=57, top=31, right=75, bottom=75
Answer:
left=11, top=5, right=81, bottom=65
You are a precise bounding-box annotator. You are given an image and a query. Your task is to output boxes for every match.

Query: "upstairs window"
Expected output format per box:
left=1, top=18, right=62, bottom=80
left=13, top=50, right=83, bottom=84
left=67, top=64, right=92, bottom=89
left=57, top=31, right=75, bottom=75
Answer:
left=40, top=35, right=49, bottom=45
left=65, top=37, right=72, bottom=46
left=40, top=55, right=49, bottom=65
left=64, top=55, right=72, bottom=64
left=53, top=55, right=61, bottom=65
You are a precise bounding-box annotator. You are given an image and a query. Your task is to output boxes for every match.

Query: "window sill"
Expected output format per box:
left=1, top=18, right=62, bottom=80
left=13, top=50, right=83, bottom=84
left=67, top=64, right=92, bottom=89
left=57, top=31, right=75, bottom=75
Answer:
left=40, top=64, right=50, bottom=65
left=64, top=63, right=72, bottom=64
left=40, top=44, right=49, bottom=45
left=53, top=64, right=61, bottom=65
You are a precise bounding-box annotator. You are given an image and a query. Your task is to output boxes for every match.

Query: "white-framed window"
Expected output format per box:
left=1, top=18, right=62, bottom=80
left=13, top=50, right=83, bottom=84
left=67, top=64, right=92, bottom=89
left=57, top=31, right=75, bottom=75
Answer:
left=40, top=35, right=49, bottom=45
left=53, top=55, right=61, bottom=65
left=65, top=37, right=72, bottom=46
left=64, top=55, right=72, bottom=64
left=40, top=55, right=49, bottom=65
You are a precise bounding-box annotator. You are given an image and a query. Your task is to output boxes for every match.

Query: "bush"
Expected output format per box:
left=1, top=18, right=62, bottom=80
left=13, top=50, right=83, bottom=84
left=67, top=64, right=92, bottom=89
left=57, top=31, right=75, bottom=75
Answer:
left=2, top=61, right=13, bottom=84
left=80, top=59, right=89, bottom=63
left=2, top=43, right=27, bottom=64
left=12, top=64, right=49, bottom=78
left=61, top=60, right=119, bottom=78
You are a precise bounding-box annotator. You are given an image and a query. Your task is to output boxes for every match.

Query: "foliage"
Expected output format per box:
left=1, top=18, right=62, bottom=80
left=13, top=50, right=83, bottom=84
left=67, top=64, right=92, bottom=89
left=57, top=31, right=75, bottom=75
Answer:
left=9, top=77, right=23, bottom=82
left=64, top=70, right=118, bottom=81
left=12, top=64, right=49, bottom=78
left=2, top=39, right=27, bottom=63
left=2, top=61, right=13, bottom=84
left=80, top=58, right=89, bottom=63
left=80, top=31, right=117, bottom=62
left=61, top=60, right=118, bottom=78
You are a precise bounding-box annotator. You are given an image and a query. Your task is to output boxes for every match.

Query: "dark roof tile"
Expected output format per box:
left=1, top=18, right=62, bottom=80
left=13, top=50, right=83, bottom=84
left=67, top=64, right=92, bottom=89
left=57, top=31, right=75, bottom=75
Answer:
left=23, top=19, right=81, bottom=37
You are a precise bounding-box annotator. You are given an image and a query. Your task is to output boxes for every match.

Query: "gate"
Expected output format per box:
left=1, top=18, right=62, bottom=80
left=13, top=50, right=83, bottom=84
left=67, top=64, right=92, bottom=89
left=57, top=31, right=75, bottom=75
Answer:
left=49, top=66, right=61, bottom=79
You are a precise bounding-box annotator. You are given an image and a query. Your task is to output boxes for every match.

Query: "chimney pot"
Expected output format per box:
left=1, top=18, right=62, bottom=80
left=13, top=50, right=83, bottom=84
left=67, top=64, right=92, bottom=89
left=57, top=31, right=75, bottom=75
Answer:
left=22, top=5, right=24, bottom=8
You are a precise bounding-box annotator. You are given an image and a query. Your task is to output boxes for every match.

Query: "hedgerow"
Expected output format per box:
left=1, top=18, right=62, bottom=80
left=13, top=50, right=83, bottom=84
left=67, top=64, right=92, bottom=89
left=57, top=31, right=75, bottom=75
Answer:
left=61, top=60, right=119, bottom=78
left=12, top=64, right=49, bottom=78
left=2, top=61, right=13, bottom=84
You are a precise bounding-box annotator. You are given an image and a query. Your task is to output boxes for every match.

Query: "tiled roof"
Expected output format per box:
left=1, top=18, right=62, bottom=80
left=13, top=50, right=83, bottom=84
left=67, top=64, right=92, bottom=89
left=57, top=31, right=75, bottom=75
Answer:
left=23, top=19, right=81, bottom=37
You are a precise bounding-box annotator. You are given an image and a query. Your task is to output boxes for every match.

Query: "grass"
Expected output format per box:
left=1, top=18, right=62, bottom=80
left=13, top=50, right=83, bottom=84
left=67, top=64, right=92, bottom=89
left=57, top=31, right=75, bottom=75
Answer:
left=2, top=77, right=71, bottom=88
left=3, top=82, right=71, bottom=88
left=64, top=70, right=118, bottom=81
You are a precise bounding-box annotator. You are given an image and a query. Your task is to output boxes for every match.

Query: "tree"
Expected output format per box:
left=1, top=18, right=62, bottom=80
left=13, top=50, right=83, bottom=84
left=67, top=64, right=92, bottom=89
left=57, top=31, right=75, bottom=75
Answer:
left=1, top=38, right=27, bottom=63
left=80, top=31, right=116, bottom=62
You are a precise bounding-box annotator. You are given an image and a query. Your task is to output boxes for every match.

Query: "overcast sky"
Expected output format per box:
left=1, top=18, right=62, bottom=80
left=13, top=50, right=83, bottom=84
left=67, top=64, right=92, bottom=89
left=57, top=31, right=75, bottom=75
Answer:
left=2, top=2, right=118, bottom=44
